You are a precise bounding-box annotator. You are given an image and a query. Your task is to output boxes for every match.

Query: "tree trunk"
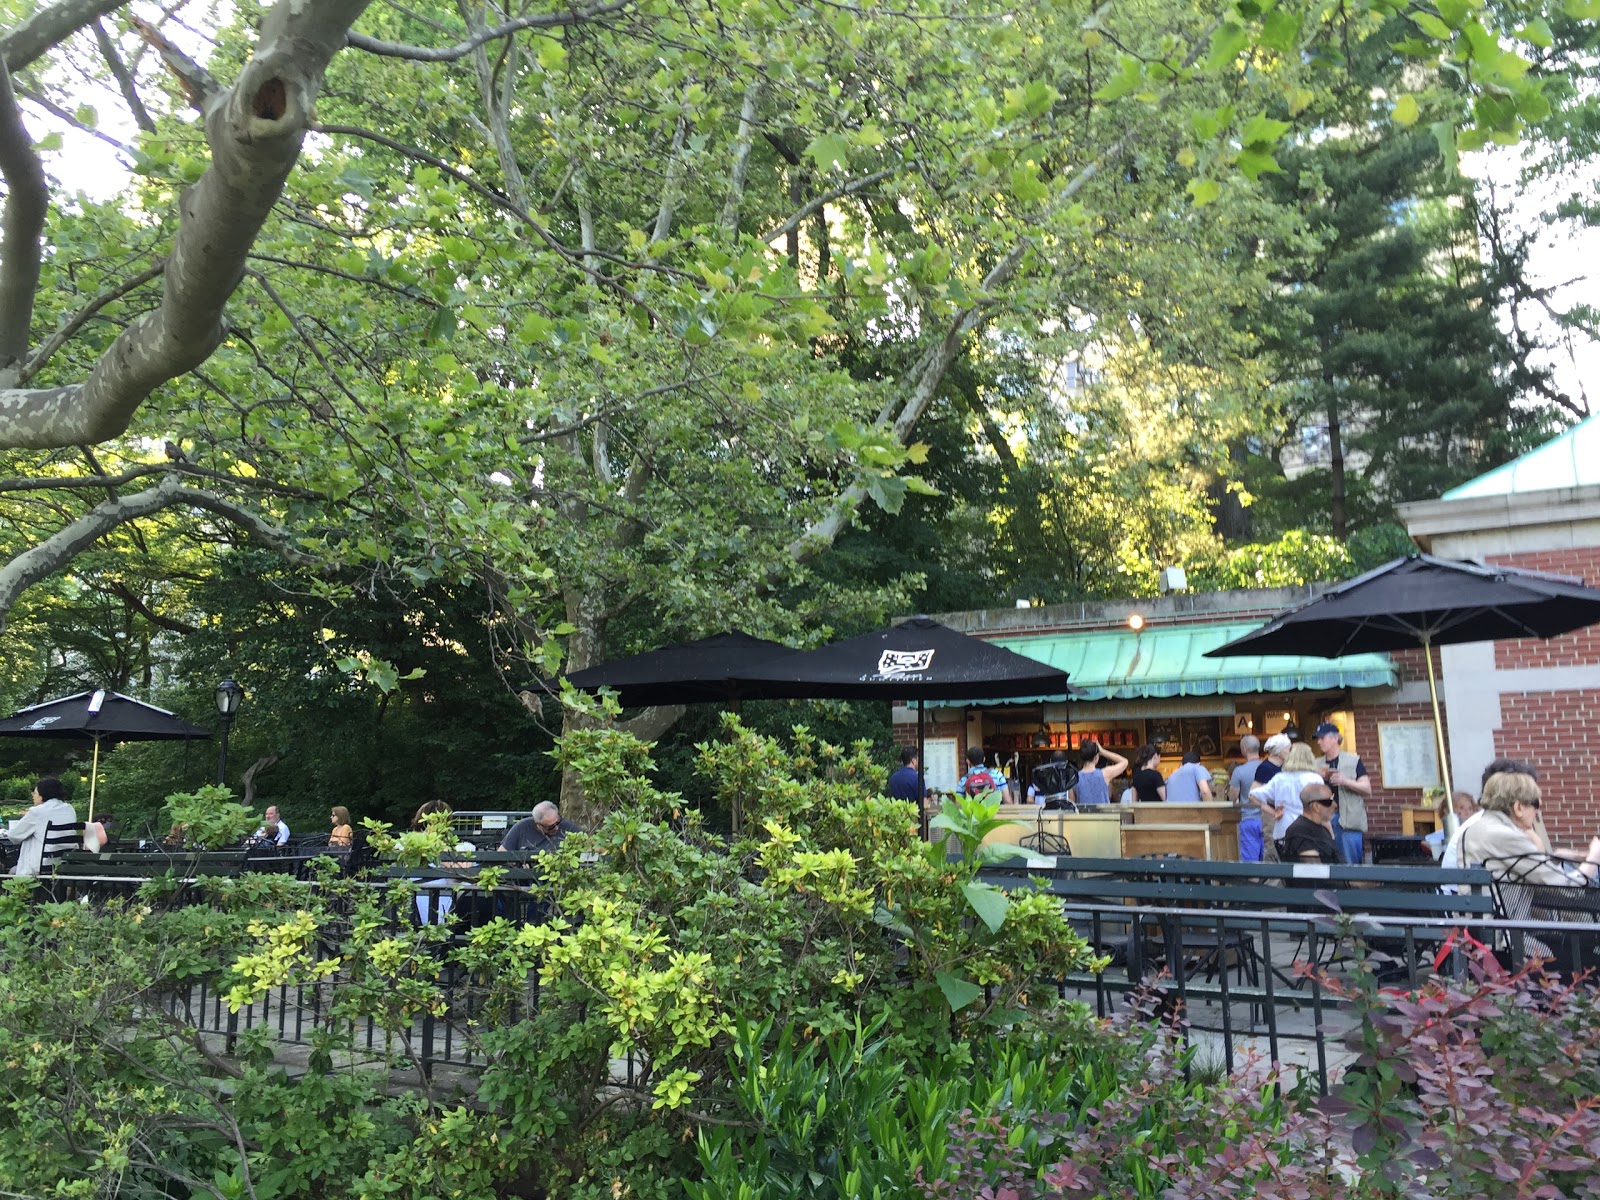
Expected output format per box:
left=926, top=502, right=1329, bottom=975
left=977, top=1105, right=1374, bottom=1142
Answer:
left=1325, top=370, right=1347, bottom=540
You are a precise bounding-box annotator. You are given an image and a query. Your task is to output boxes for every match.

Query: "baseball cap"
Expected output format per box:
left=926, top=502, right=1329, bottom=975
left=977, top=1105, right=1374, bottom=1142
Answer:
left=1314, top=722, right=1341, bottom=739
left=1263, top=733, right=1291, bottom=754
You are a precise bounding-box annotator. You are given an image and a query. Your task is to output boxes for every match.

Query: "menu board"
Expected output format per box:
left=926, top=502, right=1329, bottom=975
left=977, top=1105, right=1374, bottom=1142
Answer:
left=923, top=737, right=961, bottom=792
left=1377, top=722, right=1441, bottom=790
left=1180, top=717, right=1223, bottom=758
left=1148, top=718, right=1181, bottom=755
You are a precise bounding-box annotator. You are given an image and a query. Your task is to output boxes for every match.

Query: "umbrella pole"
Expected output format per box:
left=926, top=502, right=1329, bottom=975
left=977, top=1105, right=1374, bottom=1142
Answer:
left=917, top=699, right=928, bottom=842
left=87, top=737, right=100, bottom=825
left=1423, top=635, right=1457, bottom=839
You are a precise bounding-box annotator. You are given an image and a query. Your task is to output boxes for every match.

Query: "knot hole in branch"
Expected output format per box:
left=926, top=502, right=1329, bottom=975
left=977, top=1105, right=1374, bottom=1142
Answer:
left=252, top=77, right=287, bottom=121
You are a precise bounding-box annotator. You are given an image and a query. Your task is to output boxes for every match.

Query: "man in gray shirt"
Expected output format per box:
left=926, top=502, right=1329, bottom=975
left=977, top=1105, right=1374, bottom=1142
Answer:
left=499, top=801, right=580, bottom=854
left=1228, top=735, right=1263, bottom=862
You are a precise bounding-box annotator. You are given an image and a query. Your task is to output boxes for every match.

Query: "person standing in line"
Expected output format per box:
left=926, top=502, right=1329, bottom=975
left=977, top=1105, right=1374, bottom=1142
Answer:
left=1315, top=722, right=1371, bottom=865
left=1255, top=733, right=1290, bottom=788
left=1026, top=750, right=1078, bottom=808
left=887, top=747, right=922, bottom=802
left=1229, top=735, right=1264, bottom=862
left=958, top=746, right=1006, bottom=799
left=1251, top=742, right=1324, bottom=862
left=1129, top=745, right=1166, bottom=803
left=1164, top=750, right=1214, bottom=804
left=1069, top=740, right=1128, bottom=807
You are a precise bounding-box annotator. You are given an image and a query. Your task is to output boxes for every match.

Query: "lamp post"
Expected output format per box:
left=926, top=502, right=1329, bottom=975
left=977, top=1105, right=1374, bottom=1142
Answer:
left=214, top=678, right=244, bottom=786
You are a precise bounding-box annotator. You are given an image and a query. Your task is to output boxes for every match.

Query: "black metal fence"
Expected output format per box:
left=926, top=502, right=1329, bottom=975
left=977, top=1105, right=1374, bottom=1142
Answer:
left=31, top=869, right=1600, bottom=1094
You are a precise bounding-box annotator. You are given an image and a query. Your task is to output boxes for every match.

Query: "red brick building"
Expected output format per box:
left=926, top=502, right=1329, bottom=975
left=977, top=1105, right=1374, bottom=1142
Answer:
left=1399, top=414, right=1600, bottom=847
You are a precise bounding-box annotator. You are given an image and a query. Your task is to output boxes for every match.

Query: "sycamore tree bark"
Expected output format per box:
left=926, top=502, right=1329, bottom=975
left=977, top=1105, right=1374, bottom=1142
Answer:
left=0, top=0, right=372, bottom=442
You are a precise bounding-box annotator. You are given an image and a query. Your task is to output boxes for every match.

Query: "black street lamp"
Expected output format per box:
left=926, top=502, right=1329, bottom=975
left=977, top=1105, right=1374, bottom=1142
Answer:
left=214, top=678, right=244, bottom=786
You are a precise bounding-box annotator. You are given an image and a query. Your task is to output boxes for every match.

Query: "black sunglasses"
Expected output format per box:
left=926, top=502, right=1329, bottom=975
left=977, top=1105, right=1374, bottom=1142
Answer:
left=1310, top=796, right=1338, bottom=807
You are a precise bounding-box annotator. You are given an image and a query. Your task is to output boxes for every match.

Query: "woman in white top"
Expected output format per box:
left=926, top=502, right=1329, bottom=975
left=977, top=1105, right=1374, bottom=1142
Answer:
left=1250, top=742, right=1324, bottom=842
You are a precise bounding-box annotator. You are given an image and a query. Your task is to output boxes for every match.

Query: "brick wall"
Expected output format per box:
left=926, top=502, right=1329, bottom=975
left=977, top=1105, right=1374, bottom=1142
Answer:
left=1494, top=689, right=1600, bottom=846
left=1488, top=546, right=1600, bottom=670
left=1353, top=691, right=1450, bottom=836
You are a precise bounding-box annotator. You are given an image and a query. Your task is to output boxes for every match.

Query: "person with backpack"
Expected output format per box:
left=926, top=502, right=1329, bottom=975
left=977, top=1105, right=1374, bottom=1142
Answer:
left=959, top=746, right=1009, bottom=800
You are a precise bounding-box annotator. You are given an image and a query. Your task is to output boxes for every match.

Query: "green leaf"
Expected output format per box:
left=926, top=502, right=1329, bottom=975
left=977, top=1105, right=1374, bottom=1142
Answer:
left=1393, top=94, right=1420, bottom=126
left=1436, top=0, right=1469, bottom=28
left=1188, top=178, right=1222, bottom=206
left=1516, top=18, right=1554, bottom=47
left=1240, top=114, right=1291, bottom=146
left=1410, top=12, right=1453, bottom=39
left=804, top=133, right=851, bottom=171
left=1010, top=162, right=1049, bottom=205
left=536, top=37, right=567, bottom=70
left=1093, top=56, right=1142, bottom=102
left=960, top=881, right=1009, bottom=932
left=426, top=307, right=456, bottom=342
left=934, top=971, right=984, bottom=1011
left=1236, top=147, right=1282, bottom=180
left=1261, top=10, right=1301, bottom=51
left=1561, top=0, right=1599, bottom=18
left=1205, top=22, right=1250, bottom=72
left=1002, top=80, right=1058, bottom=120
left=1431, top=120, right=1459, bottom=174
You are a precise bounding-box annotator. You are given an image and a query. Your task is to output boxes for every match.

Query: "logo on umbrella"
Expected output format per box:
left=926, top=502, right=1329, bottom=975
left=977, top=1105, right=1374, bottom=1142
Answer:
left=24, top=716, right=62, bottom=730
left=875, top=649, right=935, bottom=678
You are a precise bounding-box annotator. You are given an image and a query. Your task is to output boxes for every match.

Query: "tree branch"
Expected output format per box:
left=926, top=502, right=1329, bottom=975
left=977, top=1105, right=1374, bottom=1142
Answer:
left=128, top=13, right=219, bottom=107
left=0, top=0, right=131, bottom=73
left=0, top=60, right=48, bottom=376
left=106, top=578, right=200, bottom=634
left=345, top=0, right=633, bottom=62
left=718, top=80, right=762, bottom=238
left=0, top=0, right=374, bottom=451
left=759, top=167, right=899, bottom=246
left=93, top=18, right=156, bottom=133
left=19, top=259, right=164, bottom=385
left=0, top=474, right=323, bottom=636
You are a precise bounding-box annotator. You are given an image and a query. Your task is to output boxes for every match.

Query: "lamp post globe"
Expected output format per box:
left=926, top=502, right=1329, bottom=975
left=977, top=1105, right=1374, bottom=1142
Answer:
left=214, top=678, right=244, bottom=786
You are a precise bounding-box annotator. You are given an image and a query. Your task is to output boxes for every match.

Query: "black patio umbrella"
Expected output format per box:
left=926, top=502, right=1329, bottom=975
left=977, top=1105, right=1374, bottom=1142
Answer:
left=737, top=617, right=1076, bottom=834
left=1204, top=554, right=1600, bottom=808
left=532, top=631, right=796, bottom=708
left=0, top=689, right=212, bottom=821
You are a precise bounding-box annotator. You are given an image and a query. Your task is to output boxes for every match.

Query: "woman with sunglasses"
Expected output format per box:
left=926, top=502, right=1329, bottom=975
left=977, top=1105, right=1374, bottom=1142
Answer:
left=1459, top=771, right=1600, bottom=887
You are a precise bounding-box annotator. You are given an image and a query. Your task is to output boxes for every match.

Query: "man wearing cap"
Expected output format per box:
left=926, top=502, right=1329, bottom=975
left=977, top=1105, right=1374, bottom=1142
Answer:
left=1316, top=722, right=1370, bottom=865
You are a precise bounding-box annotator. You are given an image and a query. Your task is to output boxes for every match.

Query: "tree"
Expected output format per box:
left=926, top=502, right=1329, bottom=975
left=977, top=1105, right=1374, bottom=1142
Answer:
left=0, top=0, right=1579, bottom=818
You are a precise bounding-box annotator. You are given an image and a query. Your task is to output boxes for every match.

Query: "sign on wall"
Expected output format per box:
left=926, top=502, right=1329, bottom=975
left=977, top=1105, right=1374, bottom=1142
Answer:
left=1377, top=722, right=1441, bottom=790
left=923, top=737, right=960, bottom=792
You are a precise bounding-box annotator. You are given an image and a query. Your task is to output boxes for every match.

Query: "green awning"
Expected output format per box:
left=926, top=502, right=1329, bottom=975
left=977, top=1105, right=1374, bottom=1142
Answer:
left=926, top=621, right=1396, bottom=704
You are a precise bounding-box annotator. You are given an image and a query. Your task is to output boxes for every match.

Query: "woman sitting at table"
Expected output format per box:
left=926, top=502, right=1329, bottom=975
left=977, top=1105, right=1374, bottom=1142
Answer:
left=1459, top=771, right=1600, bottom=888
left=1250, top=742, right=1324, bottom=862
left=329, top=805, right=354, bottom=850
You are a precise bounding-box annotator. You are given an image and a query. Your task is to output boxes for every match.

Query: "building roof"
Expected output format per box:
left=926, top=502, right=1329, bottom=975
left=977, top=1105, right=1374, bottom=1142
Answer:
left=925, top=620, right=1396, bottom=704
left=1442, top=414, right=1600, bottom=501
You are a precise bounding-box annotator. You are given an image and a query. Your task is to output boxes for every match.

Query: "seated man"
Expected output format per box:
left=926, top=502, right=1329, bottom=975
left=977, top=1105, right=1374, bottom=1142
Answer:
left=1282, top=781, right=1343, bottom=866
left=251, top=805, right=292, bottom=846
left=500, top=801, right=579, bottom=854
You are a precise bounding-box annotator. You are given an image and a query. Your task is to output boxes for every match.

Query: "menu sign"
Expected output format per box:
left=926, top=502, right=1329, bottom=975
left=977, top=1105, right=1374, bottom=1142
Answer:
left=1377, top=722, right=1441, bottom=790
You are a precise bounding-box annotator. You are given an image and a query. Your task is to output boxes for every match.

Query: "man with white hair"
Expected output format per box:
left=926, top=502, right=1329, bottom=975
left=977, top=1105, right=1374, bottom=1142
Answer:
left=499, top=801, right=579, bottom=854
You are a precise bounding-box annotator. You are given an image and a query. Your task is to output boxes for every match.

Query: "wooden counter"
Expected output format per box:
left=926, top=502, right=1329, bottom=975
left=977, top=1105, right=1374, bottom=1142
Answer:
left=970, top=802, right=1241, bottom=861
left=1125, top=801, right=1241, bottom=861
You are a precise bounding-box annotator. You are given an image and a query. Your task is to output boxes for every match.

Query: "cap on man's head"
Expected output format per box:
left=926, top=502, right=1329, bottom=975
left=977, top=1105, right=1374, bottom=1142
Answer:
left=1314, top=721, right=1341, bottom=740
left=1263, top=733, right=1291, bottom=755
